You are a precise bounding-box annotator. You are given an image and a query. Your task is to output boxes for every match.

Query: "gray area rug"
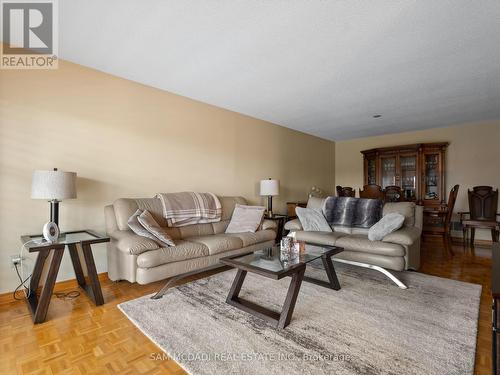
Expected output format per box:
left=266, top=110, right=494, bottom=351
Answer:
left=118, top=262, right=481, bottom=375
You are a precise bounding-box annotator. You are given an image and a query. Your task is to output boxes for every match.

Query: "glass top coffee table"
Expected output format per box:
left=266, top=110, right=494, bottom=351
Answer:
left=220, top=243, right=343, bottom=329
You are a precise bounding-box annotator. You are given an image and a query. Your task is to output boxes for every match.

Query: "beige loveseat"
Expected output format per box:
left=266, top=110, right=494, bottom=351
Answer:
left=284, top=197, right=423, bottom=289
left=105, top=196, right=276, bottom=284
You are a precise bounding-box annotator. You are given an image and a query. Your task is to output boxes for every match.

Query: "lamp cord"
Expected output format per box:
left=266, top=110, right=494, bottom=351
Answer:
left=19, top=239, right=36, bottom=298
left=12, top=240, right=80, bottom=302
left=13, top=263, right=31, bottom=301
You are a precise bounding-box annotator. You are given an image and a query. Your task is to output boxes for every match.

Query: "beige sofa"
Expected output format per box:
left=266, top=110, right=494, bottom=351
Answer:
left=104, top=196, right=276, bottom=284
left=284, top=197, right=423, bottom=289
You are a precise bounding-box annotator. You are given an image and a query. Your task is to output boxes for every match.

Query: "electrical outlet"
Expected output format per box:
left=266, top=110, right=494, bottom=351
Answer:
left=10, top=254, right=23, bottom=266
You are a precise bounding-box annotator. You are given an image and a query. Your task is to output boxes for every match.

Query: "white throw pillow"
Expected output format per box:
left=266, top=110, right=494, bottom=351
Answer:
left=225, top=204, right=266, bottom=233
left=368, top=213, right=405, bottom=241
left=296, top=207, right=332, bottom=232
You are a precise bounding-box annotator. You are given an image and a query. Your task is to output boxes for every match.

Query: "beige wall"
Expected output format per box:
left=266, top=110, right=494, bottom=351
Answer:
left=0, top=61, right=335, bottom=293
left=335, top=120, right=500, bottom=238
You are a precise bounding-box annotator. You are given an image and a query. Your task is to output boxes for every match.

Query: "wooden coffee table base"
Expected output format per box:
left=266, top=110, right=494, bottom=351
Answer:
left=303, top=254, right=341, bottom=290
left=225, top=253, right=341, bottom=329
left=226, top=267, right=306, bottom=329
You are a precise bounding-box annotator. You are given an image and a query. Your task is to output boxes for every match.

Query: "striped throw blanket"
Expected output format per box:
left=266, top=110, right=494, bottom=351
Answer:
left=155, top=192, right=222, bottom=227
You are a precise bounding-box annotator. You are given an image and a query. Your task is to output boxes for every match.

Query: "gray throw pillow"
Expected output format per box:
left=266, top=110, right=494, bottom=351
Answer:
left=296, top=207, right=332, bottom=232
left=368, top=213, right=405, bottom=241
left=225, top=204, right=266, bottom=233
left=138, top=210, right=175, bottom=247
left=382, top=202, right=416, bottom=227
left=128, top=209, right=172, bottom=247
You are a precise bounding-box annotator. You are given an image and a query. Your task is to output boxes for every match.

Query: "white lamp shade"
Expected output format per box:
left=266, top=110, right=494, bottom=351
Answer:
left=260, top=179, right=280, bottom=196
left=31, top=170, right=77, bottom=200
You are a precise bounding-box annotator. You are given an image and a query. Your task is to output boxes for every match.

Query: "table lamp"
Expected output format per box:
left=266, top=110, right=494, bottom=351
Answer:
left=260, top=178, right=279, bottom=218
left=31, top=168, right=77, bottom=226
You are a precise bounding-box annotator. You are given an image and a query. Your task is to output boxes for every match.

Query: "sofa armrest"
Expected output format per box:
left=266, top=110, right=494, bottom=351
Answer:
left=261, top=219, right=277, bottom=231
left=382, top=226, right=422, bottom=246
left=104, top=204, right=119, bottom=234
left=284, top=218, right=303, bottom=231
left=109, top=230, right=159, bottom=255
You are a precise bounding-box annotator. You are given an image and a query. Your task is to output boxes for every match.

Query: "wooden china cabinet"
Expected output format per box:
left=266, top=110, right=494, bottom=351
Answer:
left=361, top=142, right=448, bottom=207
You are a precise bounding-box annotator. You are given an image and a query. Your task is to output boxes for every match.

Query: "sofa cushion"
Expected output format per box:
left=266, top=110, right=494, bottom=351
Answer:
left=332, top=225, right=353, bottom=234
left=179, top=223, right=215, bottom=239
left=112, top=196, right=245, bottom=235
left=351, top=227, right=370, bottom=235
left=136, top=240, right=209, bottom=268
left=368, top=213, right=405, bottom=241
left=220, top=196, right=248, bottom=220
left=306, top=196, right=325, bottom=209
left=227, top=230, right=276, bottom=247
left=296, top=207, right=332, bottom=232
left=135, top=198, right=167, bottom=227
left=187, top=234, right=243, bottom=255
left=383, top=202, right=416, bottom=227
left=335, top=234, right=405, bottom=257
left=261, top=220, right=278, bottom=231
left=114, top=198, right=140, bottom=231
left=286, top=220, right=353, bottom=233
left=382, top=226, right=422, bottom=246
left=294, top=231, right=348, bottom=246
left=334, top=251, right=406, bottom=272
left=113, top=231, right=159, bottom=255
left=212, top=220, right=230, bottom=234
left=284, top=218, right=303, bottom=231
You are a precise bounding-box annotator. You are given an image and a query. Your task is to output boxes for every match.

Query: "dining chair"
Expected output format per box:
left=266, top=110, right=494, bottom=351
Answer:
left=425, top=185, right=460, bottom=255
left=383, top=185, right=403, bottom=202
left=359, top=184, right=384, bottom=200
left=459, top=186, right=500, bottom=247
left=336, top=185, right=356, bottom=197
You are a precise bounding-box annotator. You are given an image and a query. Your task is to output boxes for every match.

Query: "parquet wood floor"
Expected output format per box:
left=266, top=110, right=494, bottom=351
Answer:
left=0, top=239, right=493, bottom=374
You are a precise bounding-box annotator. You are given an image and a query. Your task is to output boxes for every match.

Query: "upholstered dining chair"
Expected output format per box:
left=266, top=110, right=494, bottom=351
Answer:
left=383, top=185, right=403, bottom=202
left=425, top=184, right=460, bottom=255
left=459, top=186, right=500, bottom=247
left=336, top=185, right=356, bottom=197
left=359, top=184, right=384, bottom=200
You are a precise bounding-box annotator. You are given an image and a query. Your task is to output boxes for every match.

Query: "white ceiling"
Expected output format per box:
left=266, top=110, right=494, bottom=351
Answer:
left=57, top=0, right=500, bottom=140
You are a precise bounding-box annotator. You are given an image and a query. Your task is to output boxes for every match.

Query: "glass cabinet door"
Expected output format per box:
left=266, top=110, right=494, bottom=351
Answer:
left=367, top=157, right=377, bottom=185
left=423, top=153, right=440, bottom=202
left=380, top=156, right=396, bottom=188
left=399, top=154, right=417, bottom=200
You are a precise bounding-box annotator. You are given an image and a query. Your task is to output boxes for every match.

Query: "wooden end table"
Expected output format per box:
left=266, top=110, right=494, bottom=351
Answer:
left=264, top=214, right=288, bottom=243
left=19, top=230, right=109, bottom=324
